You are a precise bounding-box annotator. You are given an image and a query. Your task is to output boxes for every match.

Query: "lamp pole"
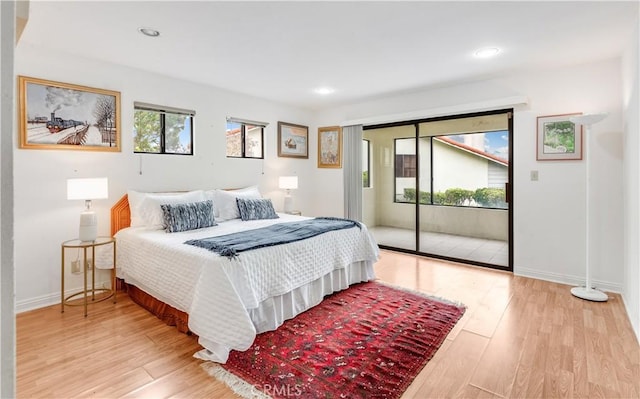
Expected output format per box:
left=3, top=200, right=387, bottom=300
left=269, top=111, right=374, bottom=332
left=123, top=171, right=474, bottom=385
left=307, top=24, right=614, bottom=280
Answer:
left=569, top=113, right=608, bottom=302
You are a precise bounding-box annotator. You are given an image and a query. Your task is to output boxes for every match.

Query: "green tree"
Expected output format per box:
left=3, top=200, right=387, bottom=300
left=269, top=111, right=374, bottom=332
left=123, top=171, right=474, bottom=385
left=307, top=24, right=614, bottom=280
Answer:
left=362, top=171, right=369, bottom=187
left=402, top=188, right=431, bottom=204
left=403, top=188, right=416, bottom=203
left=164, top=113, right=187, bottom=153
left=473, top=187, right=507, bottom=208
left=444, top=188, right=474, bottom=205
left=401, top=187, right=506, bottom=208
left=133, top=110, right=161, bottom=152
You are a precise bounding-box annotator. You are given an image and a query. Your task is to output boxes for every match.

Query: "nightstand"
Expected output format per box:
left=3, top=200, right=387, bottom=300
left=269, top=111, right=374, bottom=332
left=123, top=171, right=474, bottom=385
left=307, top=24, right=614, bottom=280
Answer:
left=61, top=236, right=116, bottom=317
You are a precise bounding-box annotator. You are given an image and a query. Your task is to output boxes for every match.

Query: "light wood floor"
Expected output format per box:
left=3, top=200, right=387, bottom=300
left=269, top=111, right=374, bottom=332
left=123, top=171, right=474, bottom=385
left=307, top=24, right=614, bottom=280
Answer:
left=16, top=250, right=640, bottom=398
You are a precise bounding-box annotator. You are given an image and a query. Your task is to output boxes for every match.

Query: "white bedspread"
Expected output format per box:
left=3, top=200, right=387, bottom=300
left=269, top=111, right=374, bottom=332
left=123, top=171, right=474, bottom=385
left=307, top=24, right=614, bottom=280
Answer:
left=115, top=214, right=379, bottom=362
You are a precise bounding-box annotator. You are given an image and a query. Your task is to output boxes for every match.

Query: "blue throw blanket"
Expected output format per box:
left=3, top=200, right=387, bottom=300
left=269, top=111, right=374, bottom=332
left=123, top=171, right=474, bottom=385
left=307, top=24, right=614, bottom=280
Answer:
left=185, top=217, right=360, bottom=258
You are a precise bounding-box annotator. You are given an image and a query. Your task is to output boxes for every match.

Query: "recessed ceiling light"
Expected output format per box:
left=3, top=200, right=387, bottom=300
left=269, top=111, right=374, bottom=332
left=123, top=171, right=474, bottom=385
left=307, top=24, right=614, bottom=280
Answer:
left=314, top=87, right=335, bottom=95
left=138, top=27, right=160, bottom=37
left=474, top=47, right=501, bottom=58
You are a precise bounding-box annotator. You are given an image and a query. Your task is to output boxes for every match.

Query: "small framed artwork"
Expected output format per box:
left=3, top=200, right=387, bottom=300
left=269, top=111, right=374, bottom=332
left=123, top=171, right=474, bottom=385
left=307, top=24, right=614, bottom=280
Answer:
left=536, top=113, right=582, bottom=161
left=278, top=121, right=308, bottom=158
left=18, top=75, right=121, bottom=151
left=317, top=126, right=342, bottom=168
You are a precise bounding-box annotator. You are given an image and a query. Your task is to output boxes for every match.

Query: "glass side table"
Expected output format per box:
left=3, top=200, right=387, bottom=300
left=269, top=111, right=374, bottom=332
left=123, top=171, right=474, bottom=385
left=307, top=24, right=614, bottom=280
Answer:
left=61, top=236, right=116, bottom=317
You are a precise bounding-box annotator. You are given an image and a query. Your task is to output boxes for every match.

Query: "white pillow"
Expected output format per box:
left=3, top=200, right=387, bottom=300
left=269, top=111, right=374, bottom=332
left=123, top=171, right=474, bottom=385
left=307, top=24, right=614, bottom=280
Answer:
left=214, top=186, right=262, bottom=221
left=136, top=190, right=206, bottom=229
left=127, top=190, right=151, bottom=227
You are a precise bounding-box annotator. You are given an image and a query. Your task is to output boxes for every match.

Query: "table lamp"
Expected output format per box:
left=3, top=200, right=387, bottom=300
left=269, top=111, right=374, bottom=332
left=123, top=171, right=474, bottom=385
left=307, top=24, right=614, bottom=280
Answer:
left=67, top=177, right=108, bottom=242
left=278, top=176, right=298, bottom=213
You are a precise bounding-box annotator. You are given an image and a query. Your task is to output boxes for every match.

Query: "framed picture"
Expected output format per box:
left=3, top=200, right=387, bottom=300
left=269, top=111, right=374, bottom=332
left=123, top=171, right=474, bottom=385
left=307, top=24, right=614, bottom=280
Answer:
left=536, top=113, right=582, bottom=161
left=278, top=121, right=308, bottom=158
left=317, top=126, right=342, bottom=168
left=18, top=75, right=121, bottom=151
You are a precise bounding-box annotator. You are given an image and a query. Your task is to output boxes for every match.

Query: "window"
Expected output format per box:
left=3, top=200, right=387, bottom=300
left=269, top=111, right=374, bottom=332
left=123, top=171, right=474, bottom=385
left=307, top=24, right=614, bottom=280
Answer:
left=133, top=102, right=194, bottom=155
left=431, top=131, right=508, bottom=209
left=394, top=138, right=417, bottom=202
left=395, top=155, right=416, bottom=177
left=390, top=131, right=509, bottom=208
left=226, top=117, right=267, bottom=159
left=394, top=138, right=417, bottom=178
left=362, top=139, right=370, bottom=188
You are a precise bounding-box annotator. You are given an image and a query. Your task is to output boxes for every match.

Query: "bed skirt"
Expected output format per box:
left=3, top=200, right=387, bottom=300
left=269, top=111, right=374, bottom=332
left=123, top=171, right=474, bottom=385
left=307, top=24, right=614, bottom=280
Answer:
left=248, top=259, right=374, bottom=333
left=119, top=259, right=375, bottom=360
left=120, top=281, right=191, bottom=334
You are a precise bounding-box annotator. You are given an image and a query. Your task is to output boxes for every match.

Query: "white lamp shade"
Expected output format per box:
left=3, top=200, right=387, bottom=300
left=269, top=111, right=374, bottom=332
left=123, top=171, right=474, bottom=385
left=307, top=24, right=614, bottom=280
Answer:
left=67, top=178, right=108, bottom=200
left=279, top=176, right=298, bottom=190
left=569, top=113, right=607, bottom=126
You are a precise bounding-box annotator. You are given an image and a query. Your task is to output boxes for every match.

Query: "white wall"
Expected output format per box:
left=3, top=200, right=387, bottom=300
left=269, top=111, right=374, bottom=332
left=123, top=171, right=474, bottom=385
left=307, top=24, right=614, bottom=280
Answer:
left=315, top=58, right=626, bottom=294
left=14, top=42, right=315, bottom=311
left=622, top=18, right=639, bottom=342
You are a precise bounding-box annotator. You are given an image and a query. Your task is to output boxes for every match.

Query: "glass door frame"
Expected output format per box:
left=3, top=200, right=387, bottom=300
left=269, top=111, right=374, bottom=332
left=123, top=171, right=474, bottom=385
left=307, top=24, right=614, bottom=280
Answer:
left=365, top=108, right=514, bottom=272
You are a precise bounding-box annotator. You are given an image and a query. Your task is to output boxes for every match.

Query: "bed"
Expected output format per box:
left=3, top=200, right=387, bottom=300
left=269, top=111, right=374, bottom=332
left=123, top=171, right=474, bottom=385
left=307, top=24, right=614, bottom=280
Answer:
left=110, top=188, right=379, bottom=363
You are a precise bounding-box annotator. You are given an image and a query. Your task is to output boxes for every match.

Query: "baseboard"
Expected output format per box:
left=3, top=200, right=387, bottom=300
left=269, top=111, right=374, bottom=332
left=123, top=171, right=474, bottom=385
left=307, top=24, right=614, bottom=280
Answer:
left=621, top=291, right=640, bottom=344
left=514, top=266, right=622, bottom=294
left=18, top=268, right=624, bottom=311
left=16, top=278, right=113, bottom=313
left=16, top=292, right=61, bottom=313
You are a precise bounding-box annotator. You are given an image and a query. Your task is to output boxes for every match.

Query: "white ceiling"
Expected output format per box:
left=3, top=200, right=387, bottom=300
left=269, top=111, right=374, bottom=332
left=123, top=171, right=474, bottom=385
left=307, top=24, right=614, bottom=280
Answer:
left=19, top=1, right=639, bottom=110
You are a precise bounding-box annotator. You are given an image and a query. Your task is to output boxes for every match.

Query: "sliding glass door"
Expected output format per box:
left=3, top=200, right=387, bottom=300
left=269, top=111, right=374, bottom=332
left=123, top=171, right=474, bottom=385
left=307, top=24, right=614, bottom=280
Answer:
left=362, top=110, right=512, bottom=270
left=362, top=125, right=416, bottom=251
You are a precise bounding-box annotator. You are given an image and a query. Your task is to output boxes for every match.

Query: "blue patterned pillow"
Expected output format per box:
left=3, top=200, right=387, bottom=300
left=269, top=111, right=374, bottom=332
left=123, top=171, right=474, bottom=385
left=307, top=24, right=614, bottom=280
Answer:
left=236, top=198, right=279, bottom=221
left=161, top=200, right=217, bottom=233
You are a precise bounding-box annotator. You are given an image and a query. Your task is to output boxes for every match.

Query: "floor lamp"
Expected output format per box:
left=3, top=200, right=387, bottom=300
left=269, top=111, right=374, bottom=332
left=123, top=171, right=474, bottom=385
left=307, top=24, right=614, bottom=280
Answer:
left=569, top=113, right=608, bottom=302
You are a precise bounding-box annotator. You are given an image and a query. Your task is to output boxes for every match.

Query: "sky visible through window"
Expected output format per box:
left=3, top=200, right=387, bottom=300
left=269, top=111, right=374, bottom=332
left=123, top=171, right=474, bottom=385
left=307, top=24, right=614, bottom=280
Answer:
left=448, top=130, right=509, bottom=161
left=179, top=118, right=191, bottom=149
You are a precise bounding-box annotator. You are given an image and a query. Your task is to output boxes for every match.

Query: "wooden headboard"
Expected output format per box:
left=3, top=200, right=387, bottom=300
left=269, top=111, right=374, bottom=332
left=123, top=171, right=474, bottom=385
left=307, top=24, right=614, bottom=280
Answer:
left=110, top=194, right=131, bottom=236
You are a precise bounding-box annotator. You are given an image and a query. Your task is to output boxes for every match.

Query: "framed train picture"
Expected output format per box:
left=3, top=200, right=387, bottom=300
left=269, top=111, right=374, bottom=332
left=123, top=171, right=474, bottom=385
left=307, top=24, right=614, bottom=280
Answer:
left=18, top=76, right=121, bottom=151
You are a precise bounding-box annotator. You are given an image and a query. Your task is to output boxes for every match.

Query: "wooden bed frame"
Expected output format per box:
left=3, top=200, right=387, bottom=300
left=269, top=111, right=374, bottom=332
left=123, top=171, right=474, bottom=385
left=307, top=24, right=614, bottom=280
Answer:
left=110, top=194, right=131, bottom=237
left=110, top=194, right=191, bottom=333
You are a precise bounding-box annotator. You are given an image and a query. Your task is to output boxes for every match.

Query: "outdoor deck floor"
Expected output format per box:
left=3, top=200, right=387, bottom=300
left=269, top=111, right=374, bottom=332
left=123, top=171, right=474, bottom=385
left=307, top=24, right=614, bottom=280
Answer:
left=369, top=226, right=509, bottom=268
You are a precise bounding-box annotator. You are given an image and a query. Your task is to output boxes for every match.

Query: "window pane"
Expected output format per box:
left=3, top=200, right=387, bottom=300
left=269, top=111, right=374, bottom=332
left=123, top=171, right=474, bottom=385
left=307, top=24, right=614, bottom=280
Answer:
left=226, top=121, right=265, bottom=159
left=133, top=109, right=161, bottom=153
left=397, top=155, right=416, bottom=177
left=418, top=136, right=432, bottom=204
left=226, top=121, right=242, bottom=157
left=394, top=138, right=416, bottom=203
left=244, top=125, right=263, bottom=158
left=362, top=139, right=370, bottom=188
left=165, top=113, right=192, bottom=154
left=433, top=131, right=508, bottom=208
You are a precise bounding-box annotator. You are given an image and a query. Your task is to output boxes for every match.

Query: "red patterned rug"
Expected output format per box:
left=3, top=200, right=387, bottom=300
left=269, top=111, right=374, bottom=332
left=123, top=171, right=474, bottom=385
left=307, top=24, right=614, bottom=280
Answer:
left=203, top=281, right=465, bottom=399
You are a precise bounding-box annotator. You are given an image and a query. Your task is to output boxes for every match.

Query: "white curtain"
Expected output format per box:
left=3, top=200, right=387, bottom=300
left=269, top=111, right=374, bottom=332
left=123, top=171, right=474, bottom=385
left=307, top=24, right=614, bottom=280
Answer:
left=342, top=124, right=363, bottom=221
